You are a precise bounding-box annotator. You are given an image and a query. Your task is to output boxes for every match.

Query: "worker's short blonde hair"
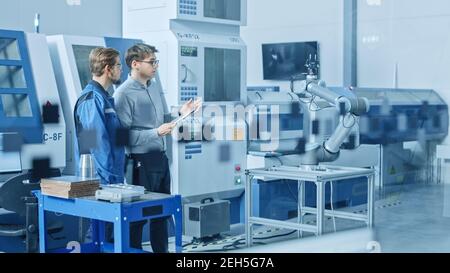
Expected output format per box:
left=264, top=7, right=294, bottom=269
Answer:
left=89, top=47, right=120, bottom=77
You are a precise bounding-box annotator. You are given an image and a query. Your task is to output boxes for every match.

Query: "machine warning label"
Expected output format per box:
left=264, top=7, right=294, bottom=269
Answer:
left=43, top=132, right=63, bottom=142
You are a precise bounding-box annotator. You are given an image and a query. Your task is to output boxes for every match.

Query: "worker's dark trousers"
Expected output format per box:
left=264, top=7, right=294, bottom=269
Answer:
left=129, top=151, right=170, bottom=253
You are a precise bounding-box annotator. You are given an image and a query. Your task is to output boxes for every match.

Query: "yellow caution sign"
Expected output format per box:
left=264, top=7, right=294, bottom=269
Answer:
left=389, top=166, right=396, bottom=175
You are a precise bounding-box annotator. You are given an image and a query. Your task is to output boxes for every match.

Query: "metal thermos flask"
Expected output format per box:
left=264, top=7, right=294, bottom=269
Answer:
left=79, top=153, right=96, bottom=178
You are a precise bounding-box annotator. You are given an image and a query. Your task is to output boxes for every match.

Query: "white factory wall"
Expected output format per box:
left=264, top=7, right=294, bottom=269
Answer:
left=241, top=0, right=345, bottom=91
left=357, top=0, right=450, bottom=143
left=0, top=0, right=122, bottom=37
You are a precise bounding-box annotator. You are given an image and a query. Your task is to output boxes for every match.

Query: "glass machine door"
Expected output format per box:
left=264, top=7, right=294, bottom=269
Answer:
left=0, top=30, right=42, bottom=144
left=204, top=47, right=241, bottom=102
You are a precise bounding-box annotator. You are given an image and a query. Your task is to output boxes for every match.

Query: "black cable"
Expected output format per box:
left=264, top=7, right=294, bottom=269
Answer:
left=222, top=239, right=246, bottom=250
left=183, top=241, right=194, bottom=247
left=186, top=229, right=299, bottom=252
left=298, top=93, right=314, bottom=104
left=303, top=95, right=333, bottom=112
left=254, top=230, right=297, bottom=240
left=274, top=156, right=283, bottom=165
left=309, top=96, right=319, bottom=111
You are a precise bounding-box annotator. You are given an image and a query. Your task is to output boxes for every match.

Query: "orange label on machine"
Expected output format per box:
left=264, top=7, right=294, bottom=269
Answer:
left=233, top=128, right=244, bottom=141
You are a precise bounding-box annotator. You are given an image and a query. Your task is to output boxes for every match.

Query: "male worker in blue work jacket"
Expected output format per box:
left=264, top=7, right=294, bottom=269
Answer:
left=74, top=47, right=125, bottom=185
left=114, top=44, right=201, bottom=253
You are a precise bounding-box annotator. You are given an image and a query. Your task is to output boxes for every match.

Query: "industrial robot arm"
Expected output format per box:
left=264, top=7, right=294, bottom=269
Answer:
left=294, top=58, right=370, bottom=165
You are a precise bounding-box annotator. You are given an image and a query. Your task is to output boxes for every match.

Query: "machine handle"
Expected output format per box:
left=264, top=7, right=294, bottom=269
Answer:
left=181, top=64, right=188, bottom=83
left=201, top=198, right=214, bottom=204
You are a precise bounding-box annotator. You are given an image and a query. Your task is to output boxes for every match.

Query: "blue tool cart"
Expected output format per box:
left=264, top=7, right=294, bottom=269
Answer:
left=34, top=190, right=182, bottom=253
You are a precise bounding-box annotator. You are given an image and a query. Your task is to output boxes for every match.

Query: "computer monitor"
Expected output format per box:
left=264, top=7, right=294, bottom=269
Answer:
left=262, top=41, right=319, bottom=80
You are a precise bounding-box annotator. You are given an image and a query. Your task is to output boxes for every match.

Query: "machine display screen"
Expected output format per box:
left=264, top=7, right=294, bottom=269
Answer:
left=72, top=45, right=97, bottom=88
left=204, top=47, right=241, bottom=102
left=1, top=93, right=33, bottom=117
left=181, top=46, right=198, bottom=57
left=204, top=0, right=241, bottom=21
left=280, top=114, right=303, bottom=131
left=259, top=113, right=303, bottom=132
left=262, top=41, right=319, bottom=80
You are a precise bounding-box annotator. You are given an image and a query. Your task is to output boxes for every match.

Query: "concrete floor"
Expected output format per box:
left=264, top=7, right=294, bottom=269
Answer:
left=179, top=182, right=450, bottom=253
left=374, top=183, right=450, bottom=253
left=88, top=182, right=450, bottom=252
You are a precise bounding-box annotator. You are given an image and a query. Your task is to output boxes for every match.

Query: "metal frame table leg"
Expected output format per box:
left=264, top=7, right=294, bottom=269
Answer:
left=38, top=197, right=47, bottom=253
left=245, top=173, right=253, bottom=247
left=113, top=216, right=130, bottom=253
left=316, top=181, right=325, bottom=235
left=368, top=174, right=375, bottom=227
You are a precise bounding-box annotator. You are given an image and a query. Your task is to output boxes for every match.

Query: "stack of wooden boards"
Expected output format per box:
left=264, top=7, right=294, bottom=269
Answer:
left=40, top=176, right=100, bottom=199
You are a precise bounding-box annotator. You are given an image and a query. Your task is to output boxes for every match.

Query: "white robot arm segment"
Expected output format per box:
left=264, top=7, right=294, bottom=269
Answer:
left=298, top=81, right=370, bottom=164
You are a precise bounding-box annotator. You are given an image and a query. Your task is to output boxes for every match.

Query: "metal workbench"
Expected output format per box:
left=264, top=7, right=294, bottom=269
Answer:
left=245, top=165, right=375, bottom=247
left=34, top=190, right=183, bottom=253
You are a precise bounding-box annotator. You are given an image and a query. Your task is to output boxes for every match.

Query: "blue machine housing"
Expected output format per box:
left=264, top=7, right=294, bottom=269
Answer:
left=346, top=88, right=449, bottom=144
left=361, top=104, right=448, bottom=144
left=0, top=211, right=84, bottom=253
left=0, top=30, right=43, bottom=144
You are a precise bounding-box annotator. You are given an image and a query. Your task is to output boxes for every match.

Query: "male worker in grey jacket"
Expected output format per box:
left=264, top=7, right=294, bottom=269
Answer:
left=114, top=43, right=200, bottom=252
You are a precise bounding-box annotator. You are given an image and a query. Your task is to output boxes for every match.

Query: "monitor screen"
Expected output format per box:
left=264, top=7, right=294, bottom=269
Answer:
left=204, top=0, right=241, bottom=21
left=204, top=47, right=241, bottom=102
left=72, top=45, right=97, bottom=89
left=262, top=41, right=319, bottom=80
